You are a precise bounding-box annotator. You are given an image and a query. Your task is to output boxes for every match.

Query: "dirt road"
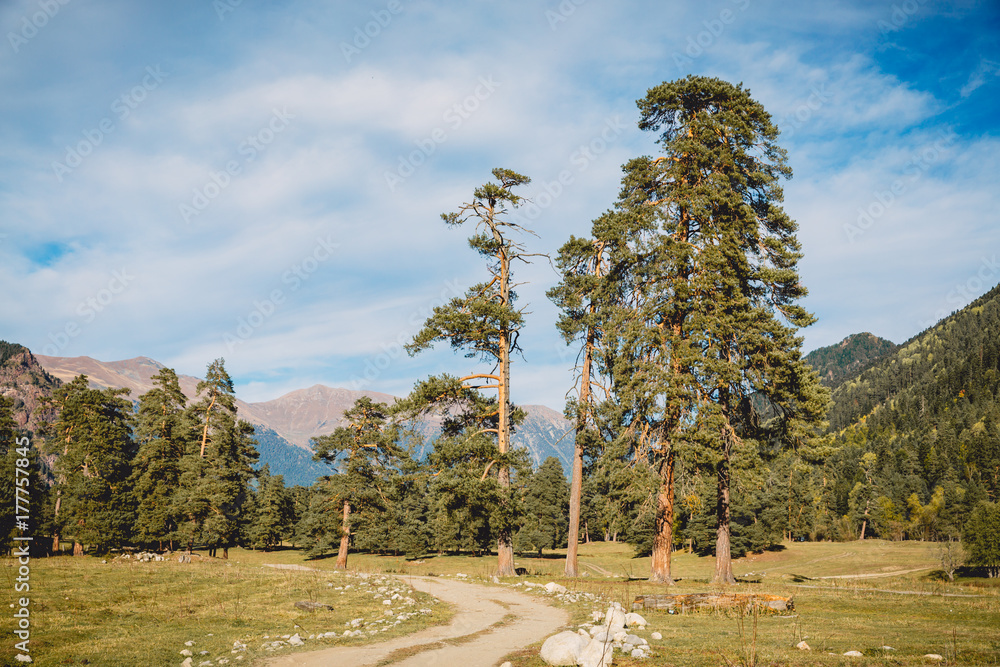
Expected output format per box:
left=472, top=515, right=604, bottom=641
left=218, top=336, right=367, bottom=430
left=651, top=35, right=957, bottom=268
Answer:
left=265, top=575, right=569, bottom=667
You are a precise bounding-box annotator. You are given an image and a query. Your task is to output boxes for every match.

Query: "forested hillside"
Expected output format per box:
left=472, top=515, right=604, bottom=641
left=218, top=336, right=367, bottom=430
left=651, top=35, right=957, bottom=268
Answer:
left=804, top=332, right=897, bottom=388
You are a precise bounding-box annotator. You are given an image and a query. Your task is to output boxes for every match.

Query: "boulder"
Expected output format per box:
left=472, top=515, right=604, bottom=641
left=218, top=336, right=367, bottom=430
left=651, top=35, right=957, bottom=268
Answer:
left=843, top=650, right=863, bottom=657
left=578, top=637, right=615, bottom=667
left=796, top=641, right=810, bottom=651
left=650, top=632, right=662, bottom=641
left=181, top=660, right=193, bottom=667
left=604, top=605, right=627, bottom=631
left=288, top=634, right=305, bottom=646
left=539, top=631, right=587, bottom=666
left=624, top=612, right=647, bottom=628
left=630, top=648, right=646, bottom=658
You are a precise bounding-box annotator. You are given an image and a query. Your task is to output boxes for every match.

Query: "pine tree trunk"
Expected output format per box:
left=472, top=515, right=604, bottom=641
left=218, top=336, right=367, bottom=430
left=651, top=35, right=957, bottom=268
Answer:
left=565, top=327, right=594, bottom=578
left=336, top=499, right=350, bottom=569
left=495, top=249, right=515, bottom=578
left=650, top=450, right=675, bottom=584
left=713, top=458, right=736, bottom=584
left=73, top=542, right=83, bottom=557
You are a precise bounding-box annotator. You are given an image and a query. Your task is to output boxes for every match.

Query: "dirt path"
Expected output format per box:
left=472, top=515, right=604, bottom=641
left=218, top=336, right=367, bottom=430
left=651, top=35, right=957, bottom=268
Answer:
left=812, top=566, right=935, bottom=579
left=265, top=575, right=569, bottom=667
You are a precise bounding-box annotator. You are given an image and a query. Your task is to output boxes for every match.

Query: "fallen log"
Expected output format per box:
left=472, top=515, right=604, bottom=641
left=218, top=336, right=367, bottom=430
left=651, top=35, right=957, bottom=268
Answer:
left=633, top=592, right=794, bottom=614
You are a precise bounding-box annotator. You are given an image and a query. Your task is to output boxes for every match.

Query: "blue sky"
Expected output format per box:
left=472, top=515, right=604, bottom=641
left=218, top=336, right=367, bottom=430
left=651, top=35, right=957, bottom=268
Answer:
left=1, top=0, right=998, bottom=410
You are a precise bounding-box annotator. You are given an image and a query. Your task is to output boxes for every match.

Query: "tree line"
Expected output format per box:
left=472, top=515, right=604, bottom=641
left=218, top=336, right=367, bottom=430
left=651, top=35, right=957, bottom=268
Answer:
left=2, top=74, right=998, bottom=580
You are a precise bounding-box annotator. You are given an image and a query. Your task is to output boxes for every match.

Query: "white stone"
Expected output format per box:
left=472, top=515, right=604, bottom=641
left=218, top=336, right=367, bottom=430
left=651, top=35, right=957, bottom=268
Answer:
left=631, top=648, right=646, bottom=658
left=180, top=650, right=193, bottom=657
left=624, top=612, right=647, bottom=628
left=923, top=655, right=944, bottom=662
left=604, top=605, right=627, bottom=631
left=651, top=632, right=662, bottom=640
left=625, top=634, right=646, bottom=646
left=578, top=637, right=615, bottom=667
left=539, top=631, right=587, bottom=666
left=796, top=641, right=810, bottom=651
left=500, top=663, right=512, bottom=667
left=185, top=641, right=195, bottom=647
left=288, top=634, right=305, bottom=646
left=591, top=610, right=605, bottom=623
left=545, top=582, right=568, bottom=594
left=843, top=650, right=864, bottom=657
left=181, top=660, right=193, bottom=667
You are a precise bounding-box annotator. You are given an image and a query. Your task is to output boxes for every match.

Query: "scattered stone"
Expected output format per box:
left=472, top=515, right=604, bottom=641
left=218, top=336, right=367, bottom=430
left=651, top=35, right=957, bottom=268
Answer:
left=650, top=632, right=662, bottom=641
left=500, top=663, right=513, bottom=667
left=578, top=637, right=615, bottom=667
left=540, top=631, right=588, bottom=666
left=295, top=601, right=333, bottom=612
left=15, top=656, right=32, bottom=664
left=544, top=582, right=567, bottom=594
left=288, top=634, right=305, bottom=647
left=796, top=640, right=810, bottom=651
left=180, top=649, right=193, bottom=657
left=181, top=659, right=193, bottom=667
left=624, top=612, right=647, bottom=628
left=923, top=655, right=944, bottom=662
left=843, top=650, right=863, bottom=657
left=631, top=648, right=647, bottom=658
left=185, top=641, right=195, bottom=647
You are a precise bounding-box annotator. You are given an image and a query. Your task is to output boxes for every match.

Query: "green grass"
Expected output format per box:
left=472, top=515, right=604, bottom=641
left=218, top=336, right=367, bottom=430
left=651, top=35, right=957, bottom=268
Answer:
left=2, top=540, right=999, bottom=666
left=0, top=549, right=450, bottom=667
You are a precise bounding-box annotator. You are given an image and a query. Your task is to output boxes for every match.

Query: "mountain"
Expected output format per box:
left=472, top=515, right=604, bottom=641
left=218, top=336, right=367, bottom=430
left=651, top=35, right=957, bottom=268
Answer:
left=33, top=354, right=574, bottom=485
left=804, top=332, right=897, bottom=389
left=0, top=342, right=61, bottom=434
left=821, top=283, right=1000, bottom=505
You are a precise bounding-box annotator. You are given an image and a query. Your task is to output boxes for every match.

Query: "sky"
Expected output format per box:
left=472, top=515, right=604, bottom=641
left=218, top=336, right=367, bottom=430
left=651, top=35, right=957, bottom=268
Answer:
left=1, top=0, right=998, bottom=410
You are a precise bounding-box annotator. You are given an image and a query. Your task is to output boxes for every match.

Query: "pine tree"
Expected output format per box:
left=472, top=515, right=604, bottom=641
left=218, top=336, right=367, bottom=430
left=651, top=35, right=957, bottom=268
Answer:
left=131, top=367, right=192, bottom=549
left=175, top=359, right=258, bottom=557
left=406, top=168, right=537, bottom=577
left=1, top=396, right=47, bottom=556
left=311, top=397, right=405, bottom=569
left=45, top=375, right=137, bottom=554
left=249, top=465, right=294, bottom=550
left=549, top=232, right=611, bottom=576
left=516, top=457, right=570, bottom=555
left=603, top=76, right=827, bottom=583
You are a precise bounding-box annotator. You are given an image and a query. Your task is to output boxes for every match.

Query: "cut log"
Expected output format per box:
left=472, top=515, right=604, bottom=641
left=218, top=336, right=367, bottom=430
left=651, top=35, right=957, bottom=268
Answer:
left=633, top=593, right=794, bottom=614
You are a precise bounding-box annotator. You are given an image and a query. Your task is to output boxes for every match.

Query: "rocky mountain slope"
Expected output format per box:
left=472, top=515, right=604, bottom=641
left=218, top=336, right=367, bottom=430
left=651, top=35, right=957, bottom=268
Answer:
left=0, top=343, right=61, bottom=434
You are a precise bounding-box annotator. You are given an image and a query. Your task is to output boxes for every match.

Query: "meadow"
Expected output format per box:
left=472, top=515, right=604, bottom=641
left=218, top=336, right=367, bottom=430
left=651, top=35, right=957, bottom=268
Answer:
left=3, top=539, right=999, bottom=666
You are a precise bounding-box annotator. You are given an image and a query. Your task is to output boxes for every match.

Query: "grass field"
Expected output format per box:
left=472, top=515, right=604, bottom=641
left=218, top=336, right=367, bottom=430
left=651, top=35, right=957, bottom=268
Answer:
left=2, top=540, right=999, bottom=666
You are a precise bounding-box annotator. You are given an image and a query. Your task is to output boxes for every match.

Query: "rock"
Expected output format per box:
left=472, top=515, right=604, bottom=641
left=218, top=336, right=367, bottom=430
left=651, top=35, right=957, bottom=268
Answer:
left=923, top=655, right=944, bottom=662
left=578, top=637, right=615, bottom=667
left=539, top=631, right=587, bottom=666
left=796, top=640, right=810, bottom=651
left=231, top=641, right=246, bottom=653
left=295, top=601, right=333, bottom=612
left=625, top=634, right=646, bottom=646
left=288, top=634, right=305, bottom=646
left=181, top=659, right=193, bottom=667
left=185, top=641, right=195, bottom=647
left=650, top=632, right=662, bottom=640
left=604, top=605, right=627, bottom=631
left=624, top=612, right=647, bottom=628
left=545, top=582, right=568, bottom=594
left=180, top=649, right=193, bottom=657
left=843, top=650, right=863, bottom=657
left=500, top=663, right=512, bottom=667
left=630, top=648, right=646, bottom=658
left=591, top=610, right=605, bottom=623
